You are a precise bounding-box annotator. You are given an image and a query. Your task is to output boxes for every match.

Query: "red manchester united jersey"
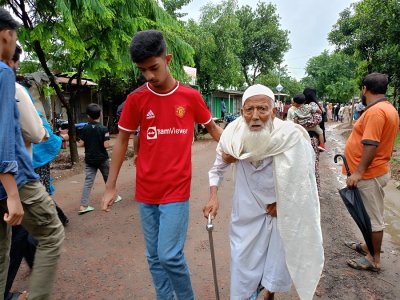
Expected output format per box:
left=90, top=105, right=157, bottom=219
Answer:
left=119, top=82, right=212, bottom=204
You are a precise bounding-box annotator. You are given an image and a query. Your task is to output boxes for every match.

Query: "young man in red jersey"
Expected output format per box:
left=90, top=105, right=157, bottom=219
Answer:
left=102, top=30, right=222, bottom=299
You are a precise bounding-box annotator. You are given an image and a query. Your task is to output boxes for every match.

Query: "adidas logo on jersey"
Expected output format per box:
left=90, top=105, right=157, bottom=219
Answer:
left=146, top=110, right=155, bottom=119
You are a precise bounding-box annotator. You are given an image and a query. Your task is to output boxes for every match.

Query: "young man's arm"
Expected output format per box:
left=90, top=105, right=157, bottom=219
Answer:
left=0, top=174, right=24, bottom=225
left=133, top=132, right=139, bottom=165
left=16, top=84, right=48, bottom=144
left=101, top=130, right=131, bottom=211
left=204, top=120, right=223, bottom=142
left=0, top=70, right=24, bottom=225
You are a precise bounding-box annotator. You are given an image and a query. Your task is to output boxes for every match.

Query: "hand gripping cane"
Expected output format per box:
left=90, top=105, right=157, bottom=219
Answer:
left=206, top=214, right=220, bottom=300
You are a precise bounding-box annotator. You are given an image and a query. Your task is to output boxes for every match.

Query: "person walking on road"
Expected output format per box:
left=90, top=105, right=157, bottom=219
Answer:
left=101, top=30, right=222, bottom=300
left=0, top=9, right=64, bottom=300
left=4, top=42, right=69, bottom=300
left=287, top=93, right=326, bottom=151
left=78, top=103, right=117, bottom=214
left=344, top=73, right=399, bottom=272
left=203, top=84, right=324, bottom=300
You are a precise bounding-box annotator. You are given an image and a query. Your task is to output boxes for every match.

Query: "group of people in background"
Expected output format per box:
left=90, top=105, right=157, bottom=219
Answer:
left=1, top=8, right=399, bottom=300
left=326, top=102, right=365, bottom=122
left=280, top=99, right=364, bottom=124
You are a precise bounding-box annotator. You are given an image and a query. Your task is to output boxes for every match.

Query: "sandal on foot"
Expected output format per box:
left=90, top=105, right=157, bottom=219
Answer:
left=114, top=195, right=122, bottom=203
left=344, top=241, right=367, bottom=256
left=78, top=206, right=94, bottom=215
left=347, top=257, right=379, bottom=272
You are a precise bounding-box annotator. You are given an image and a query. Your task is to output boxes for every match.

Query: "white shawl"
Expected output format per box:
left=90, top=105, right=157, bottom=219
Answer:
left=217, top=116, right=324, bottom=300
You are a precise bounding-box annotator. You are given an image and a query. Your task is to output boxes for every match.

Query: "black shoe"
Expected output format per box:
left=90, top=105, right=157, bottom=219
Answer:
left=56, top=206, right=69, bottom=226
left=61, top=217, right=70, bottom=226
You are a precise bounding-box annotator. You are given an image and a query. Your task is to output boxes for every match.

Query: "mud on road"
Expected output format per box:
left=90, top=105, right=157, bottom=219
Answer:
left=11, top=123, right=400, bottom=299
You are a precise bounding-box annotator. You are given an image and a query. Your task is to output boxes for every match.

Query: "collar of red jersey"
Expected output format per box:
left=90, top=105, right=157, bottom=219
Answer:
left=146, top=81, right=180, bottom=96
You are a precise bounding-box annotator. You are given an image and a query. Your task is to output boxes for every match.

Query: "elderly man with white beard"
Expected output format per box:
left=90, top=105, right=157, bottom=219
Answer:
left=203, top=84, right=324, bottom=300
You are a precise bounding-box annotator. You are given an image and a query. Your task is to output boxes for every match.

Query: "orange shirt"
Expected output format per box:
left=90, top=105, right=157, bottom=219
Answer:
left=344, top=100, right=399, bottom=179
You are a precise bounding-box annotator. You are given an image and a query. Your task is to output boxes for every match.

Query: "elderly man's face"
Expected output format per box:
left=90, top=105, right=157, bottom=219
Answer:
left=241, top=95, right=277, bottom=131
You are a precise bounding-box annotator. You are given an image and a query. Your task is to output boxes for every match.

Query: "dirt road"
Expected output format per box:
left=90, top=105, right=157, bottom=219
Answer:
left=12, top=123, right=400, bottom=299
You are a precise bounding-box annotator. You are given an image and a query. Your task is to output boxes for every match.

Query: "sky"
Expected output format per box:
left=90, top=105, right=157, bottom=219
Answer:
left=180, top=0, right=356, bottom=80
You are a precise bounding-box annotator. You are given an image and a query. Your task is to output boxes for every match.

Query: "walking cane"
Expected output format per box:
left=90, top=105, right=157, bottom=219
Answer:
left=206, top=214, right=220, bottom=300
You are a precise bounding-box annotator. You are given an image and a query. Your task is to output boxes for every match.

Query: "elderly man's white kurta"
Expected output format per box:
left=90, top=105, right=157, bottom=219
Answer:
left=214, top=117, right=324, bottom=300
left=209, top=155, right=292, bottom=299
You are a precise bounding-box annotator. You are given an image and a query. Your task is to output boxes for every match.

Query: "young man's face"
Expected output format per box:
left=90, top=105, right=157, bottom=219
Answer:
left=0, top=29, right=17, bottom=61
left=136, top=54, right=172, bottom=89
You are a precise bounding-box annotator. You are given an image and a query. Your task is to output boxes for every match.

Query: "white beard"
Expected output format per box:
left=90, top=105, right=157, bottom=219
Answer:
left=242, top=119, right=274, bottom=162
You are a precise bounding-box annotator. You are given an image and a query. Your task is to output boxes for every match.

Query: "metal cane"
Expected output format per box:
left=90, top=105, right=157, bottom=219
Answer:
left=206, top=214, right=220, bottom=300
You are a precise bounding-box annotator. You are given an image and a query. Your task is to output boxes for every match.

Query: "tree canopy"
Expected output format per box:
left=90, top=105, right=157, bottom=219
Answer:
left=161, top=0, right=192, bottom=18
left=184, top=0, right=290, bottom=91
left=257, top=66, right=303, bottom=100
left=303, top=50, right=359, bottom=102
left=236, top=2, right=290, bottom=86
left=3, top=0, right=194, bottom=163
left=329, top=0, right=400, bottom=102
left=184, top=0, right=243, bottom=92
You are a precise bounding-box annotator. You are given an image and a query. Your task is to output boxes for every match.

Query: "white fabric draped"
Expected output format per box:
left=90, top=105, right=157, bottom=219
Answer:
left=217, top=116, right=324, bottom=300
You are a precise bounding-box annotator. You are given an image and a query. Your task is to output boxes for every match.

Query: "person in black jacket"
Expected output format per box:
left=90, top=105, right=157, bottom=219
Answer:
left=78, top=103, right=121, bottom=214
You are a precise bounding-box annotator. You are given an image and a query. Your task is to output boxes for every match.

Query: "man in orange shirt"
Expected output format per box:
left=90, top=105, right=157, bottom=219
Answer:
left=344, top=73, right=399, bottom=272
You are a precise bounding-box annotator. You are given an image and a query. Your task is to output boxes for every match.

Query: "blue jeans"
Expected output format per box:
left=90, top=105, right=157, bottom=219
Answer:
left=139, top=201, right=194, bottom=300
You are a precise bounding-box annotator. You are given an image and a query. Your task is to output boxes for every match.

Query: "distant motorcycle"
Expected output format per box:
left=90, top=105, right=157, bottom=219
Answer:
left=224, top=113, right=239, bottom=128
left=54, top=114, right=87, bottom=139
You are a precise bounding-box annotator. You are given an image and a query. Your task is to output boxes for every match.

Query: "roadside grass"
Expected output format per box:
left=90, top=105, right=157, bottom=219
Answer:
left=395, top=131, right=400, bottom=148
left=390, top=131, right=400, bottom=183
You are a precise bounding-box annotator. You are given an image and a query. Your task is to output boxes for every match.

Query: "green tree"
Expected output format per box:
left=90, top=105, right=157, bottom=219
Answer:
left=184, top=0, right=243, bottom=92
left=329, top=0, right=400, bottom=104
left=4, top=0, right=193, bottom=163
left=161, top=0, right=192, bottom=18
left=257, top=67, right=303, bottom=99
left=303, top=50, right=359, bottom=102
left=236, top=2, right=290, bottom=86
left=192, top=0, right=242, bottom=91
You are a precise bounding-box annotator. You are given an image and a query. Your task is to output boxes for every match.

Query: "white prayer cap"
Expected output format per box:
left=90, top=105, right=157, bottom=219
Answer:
left=242, top=84, right=275, bottom=107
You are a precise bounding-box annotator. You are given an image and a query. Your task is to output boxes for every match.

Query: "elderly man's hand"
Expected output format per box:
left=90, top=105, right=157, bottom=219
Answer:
left=266, top=202, right=277, bottom=218
left=222, top=152, right=237, bottom=164
left=203, top=196, right=219, bottom=219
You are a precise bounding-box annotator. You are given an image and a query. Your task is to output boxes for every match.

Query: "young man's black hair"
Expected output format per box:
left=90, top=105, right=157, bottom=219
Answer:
left=293, top=93, right=306, bottom=104
left=12, top=44, right=21, bottom=62
left=0, top=8, right=20, bottom=30
left=362, top=72, right=388, bottom=95
left=129, top=30, right=167, bottom=63
left=86, top=103, right=102, bottom=120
